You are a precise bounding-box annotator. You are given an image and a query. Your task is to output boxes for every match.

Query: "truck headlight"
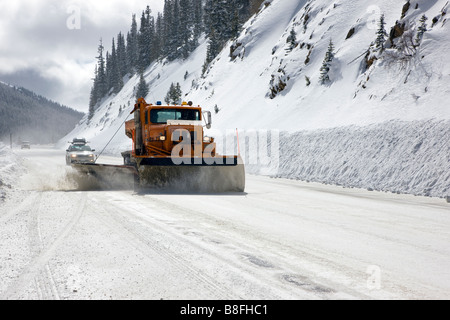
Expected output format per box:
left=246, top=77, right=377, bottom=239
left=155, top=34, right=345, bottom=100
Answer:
left=159, top=136, right=166, bottom=141
left=71, top=154, right=77, bottom=158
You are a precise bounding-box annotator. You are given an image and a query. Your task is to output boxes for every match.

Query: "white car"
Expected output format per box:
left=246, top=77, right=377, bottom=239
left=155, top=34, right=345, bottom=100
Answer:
left=66, top=144, right=96, bottom=165
left=21, top=141, right=31, bottom=149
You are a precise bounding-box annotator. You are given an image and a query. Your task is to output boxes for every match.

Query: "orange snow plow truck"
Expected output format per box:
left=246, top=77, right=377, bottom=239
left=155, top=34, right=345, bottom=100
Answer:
left=72, top=98, right=245, bottom=192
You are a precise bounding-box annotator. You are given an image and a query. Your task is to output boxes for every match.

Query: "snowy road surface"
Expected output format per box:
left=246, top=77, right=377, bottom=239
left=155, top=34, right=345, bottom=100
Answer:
left=0, top=146, right=449, bottom=300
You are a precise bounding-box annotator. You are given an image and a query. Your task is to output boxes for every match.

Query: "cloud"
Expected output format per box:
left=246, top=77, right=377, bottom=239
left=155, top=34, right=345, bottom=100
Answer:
left=0, top=0, right=164, bottom=113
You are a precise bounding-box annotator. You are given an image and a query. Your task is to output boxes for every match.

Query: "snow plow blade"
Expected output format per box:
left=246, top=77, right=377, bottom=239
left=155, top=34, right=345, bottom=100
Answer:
left=71, top=156, right=245, bottom=193
left=71, top=163, right=137, bottom=190
left=135, top=155, right=245, bottom=193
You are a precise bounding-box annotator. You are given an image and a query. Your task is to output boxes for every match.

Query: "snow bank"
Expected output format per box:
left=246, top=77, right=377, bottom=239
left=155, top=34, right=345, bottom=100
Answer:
left=267, top=119, right=450, bottom=198
left=0, top=143, right=23, bottom=200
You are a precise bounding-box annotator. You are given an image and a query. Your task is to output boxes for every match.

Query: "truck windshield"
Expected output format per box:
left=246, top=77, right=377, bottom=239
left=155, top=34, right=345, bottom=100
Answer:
left=150, top=109, right=200, bottom=124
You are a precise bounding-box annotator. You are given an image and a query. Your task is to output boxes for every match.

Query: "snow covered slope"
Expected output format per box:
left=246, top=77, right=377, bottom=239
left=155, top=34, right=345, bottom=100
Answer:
left=60, top=0, right=450, bottom=198
left=189, top=0, right=450, bottom=130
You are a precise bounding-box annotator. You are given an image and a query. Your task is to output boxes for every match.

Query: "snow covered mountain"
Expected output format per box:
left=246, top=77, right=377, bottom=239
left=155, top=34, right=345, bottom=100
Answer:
left=60, top=0, right=450, bottom=198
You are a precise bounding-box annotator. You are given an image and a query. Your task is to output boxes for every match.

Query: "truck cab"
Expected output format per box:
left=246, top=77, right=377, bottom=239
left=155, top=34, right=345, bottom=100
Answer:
left=125, top=100, right=215, bottom=161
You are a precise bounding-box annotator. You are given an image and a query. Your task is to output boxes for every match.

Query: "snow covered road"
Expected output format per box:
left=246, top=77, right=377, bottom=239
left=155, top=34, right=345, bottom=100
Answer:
left=0, top=146, right=449, bottom=300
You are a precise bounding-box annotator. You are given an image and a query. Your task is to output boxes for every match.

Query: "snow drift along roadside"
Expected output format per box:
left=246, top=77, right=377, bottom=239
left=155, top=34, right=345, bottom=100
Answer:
left=0, top=143, right=22, bottom=200
left=269, top=119, right=449, bottom=198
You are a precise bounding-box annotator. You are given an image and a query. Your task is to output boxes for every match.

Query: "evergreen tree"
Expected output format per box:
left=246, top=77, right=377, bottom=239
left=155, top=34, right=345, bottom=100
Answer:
left=179, top=0, right=193, bottom=59
left=146, top=6, right=157, bottom=62
left=154, top=12, right=165, bottom=59
left=110, top=38, right=123, bottom=93
left=230, top=5, right=240, bottom=39
left=203, top=27, right=221, bottom=74
left=138, top=10, right=151, bottom=72
left=192, top=0, right=204, bottom=44
left=163, top=0, right=175, bottom=57
left=164, top=82, right=182, bottom=104
left=95, top=39, right=108, bottom=100
left=375, top=14, right=388, bottom=51
left=116, top=32, right=127, bottom=78
left=204, top=0, right=230, bottom=44
left=164, top=83, right=174, bottom=104
left=174, top=82, right=182, bottom=103
left=237, top=0, right=251, bottom=23
left=105, top=50, right=112, bottom=91
left=88, top=65, right=98, bottom=121
left=203, top=0, right=251, bottom=64
left=88, top=88, right=96, bottom=121
left=165, top=0, right=184, bottom=61
left=136, top=73, right=149, bottom=100
left=319, top=39, right=335, bottom=84
left=287, top=27, right=297, bottom=51
left=126, top=14, right=139, bottom=74
left=416, top=15, right=428, bottom=45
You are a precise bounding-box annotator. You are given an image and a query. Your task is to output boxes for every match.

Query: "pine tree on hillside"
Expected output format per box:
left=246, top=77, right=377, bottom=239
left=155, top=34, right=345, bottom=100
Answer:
left=88, top=67, right=98, bottom=121
left=192, top=0, right=204, bottom=44
left=126, top=14, right=139, bottom=75
left=203, top=0, right=254, bottom=65
left=136, top=73, right=149, bottom=100
left=319, top=39, right=335, bottom=85
left=287, top=27, right=297, bottom=51
left=137, top=10, right=152, bottom=73
left=163, top=0, right=176, bottom=59
left=154, top=12, right=164, bottom=59
left=164, top=82, right=182, bottom=104
left=88, top=65, right=99, bottom=119
left=147, top=8, right=157, bottom=62
left=96, top=39, right=108, bottom=99
left=116, top=32, right=127, bottom=78
left=415, top=14, right=428, bottom=45
left=179, top=0, right=194, bottom=59
left=375, top=14, right=388, bottom=51
left=88, top=0, right=246, bottom=107
left=204, top=0, right=230, bottom=45
left=110, top=38, right=123, bottom=93
left=203, top=28, right=221, bottom=75
left=105, top=50, right=112, bottom=91
left=230, top=5, right=240, bottom=39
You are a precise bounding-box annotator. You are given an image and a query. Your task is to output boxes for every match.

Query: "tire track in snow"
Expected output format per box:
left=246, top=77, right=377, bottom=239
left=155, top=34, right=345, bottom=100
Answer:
left=0, top=192, right=87, bottom=300
left=98, top=192, right=364, bottom=299
left=139, top=195, right=345, bottom=299
left=0, top=191, right=39, bottom=224
left=88, top=193, right=236, bottom=299
left=131, top=193, right=387, bottom=300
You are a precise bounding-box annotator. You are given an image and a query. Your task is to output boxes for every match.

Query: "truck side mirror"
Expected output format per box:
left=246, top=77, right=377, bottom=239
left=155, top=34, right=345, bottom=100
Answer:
left=205, top=111, right=212, bottom=129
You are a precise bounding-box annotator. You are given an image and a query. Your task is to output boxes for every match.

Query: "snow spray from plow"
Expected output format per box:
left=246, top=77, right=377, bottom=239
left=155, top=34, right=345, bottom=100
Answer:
left=70, top=163, right=137, bottom=191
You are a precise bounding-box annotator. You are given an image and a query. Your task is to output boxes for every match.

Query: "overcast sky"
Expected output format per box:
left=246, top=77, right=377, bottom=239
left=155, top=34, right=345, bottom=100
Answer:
left=0, top=0, right=164, bottom=113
